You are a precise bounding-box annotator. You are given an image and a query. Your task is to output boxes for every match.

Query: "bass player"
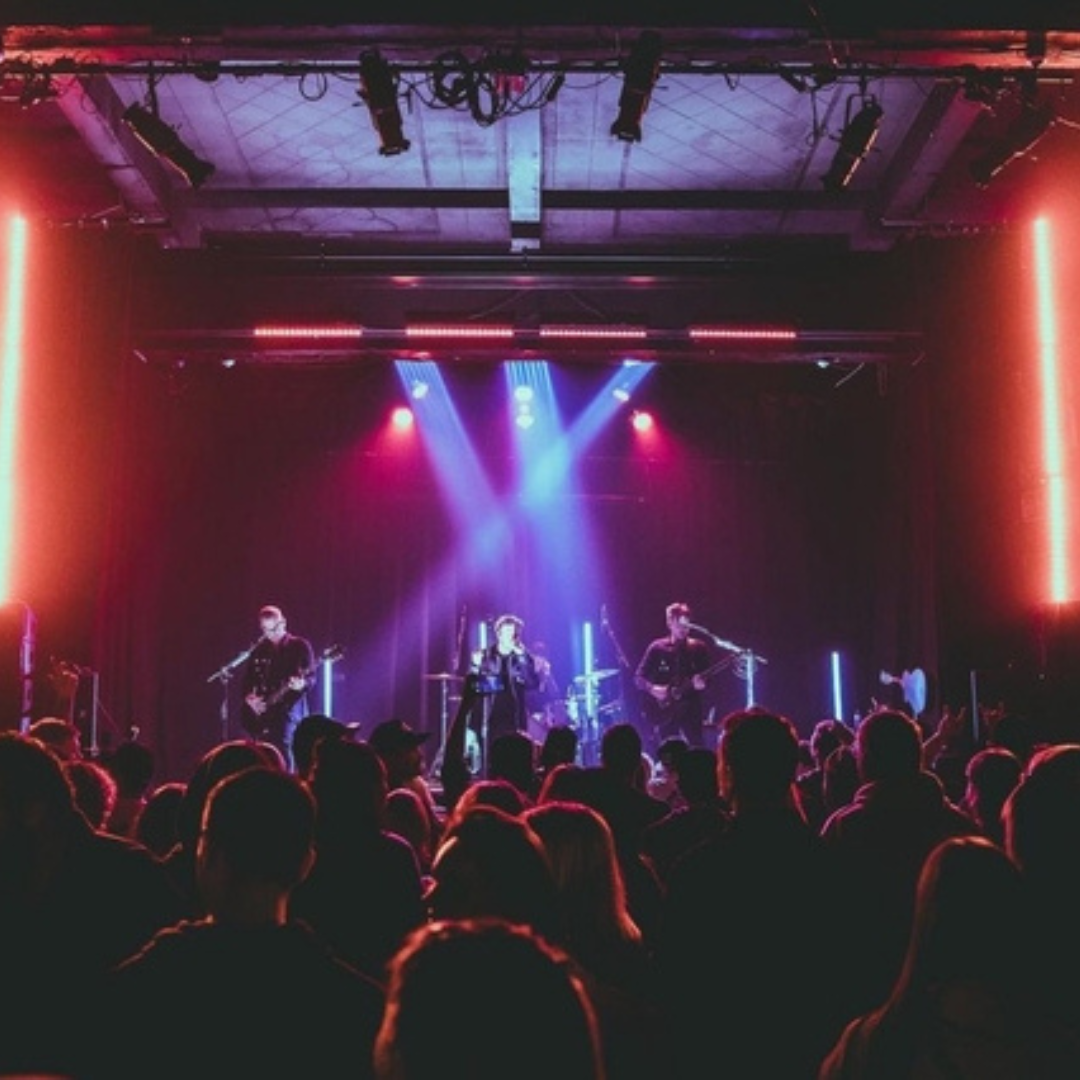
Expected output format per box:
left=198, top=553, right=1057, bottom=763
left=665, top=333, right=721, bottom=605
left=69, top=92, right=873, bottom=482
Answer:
left=240, top=604, right=316, bottom=772
left=634, top=601, right=713, bottom=752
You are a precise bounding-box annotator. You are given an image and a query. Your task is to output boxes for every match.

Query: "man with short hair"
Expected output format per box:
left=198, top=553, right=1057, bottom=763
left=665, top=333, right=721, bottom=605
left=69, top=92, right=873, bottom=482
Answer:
left=634, top=602, right=712, bottom=752
left=239, top=604, right=315, bottom=772
left=96, top=767, right=386, bottom=1079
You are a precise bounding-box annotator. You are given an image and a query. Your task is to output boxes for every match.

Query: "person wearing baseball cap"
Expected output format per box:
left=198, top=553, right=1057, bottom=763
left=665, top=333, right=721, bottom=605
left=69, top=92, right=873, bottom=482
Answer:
left=368, top=719, right=444, bottom=841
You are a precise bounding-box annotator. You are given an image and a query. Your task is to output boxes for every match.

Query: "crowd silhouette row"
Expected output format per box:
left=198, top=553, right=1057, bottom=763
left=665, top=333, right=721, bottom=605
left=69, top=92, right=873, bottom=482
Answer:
left=3, top=685, right=1080, bottom=1079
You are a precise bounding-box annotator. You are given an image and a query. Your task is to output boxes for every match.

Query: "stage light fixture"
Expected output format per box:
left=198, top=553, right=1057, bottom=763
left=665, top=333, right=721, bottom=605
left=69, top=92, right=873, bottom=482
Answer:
left=122, top=103, right=216, bottom=188
left=969, top=93, right=1056, bottom=187
left=821, top=95, right=883, bottom=192
left=610, top=30, right=662, bottom=143
left=358, top=50, right=411, bottom=156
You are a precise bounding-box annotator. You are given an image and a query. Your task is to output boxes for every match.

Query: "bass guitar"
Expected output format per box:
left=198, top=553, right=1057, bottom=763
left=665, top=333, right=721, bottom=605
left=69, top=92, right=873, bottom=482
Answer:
left=242, top=644, right=344, bottom=734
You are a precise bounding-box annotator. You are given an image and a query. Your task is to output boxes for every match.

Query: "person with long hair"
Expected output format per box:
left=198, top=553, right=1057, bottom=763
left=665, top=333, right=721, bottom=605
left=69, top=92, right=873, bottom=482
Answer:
left=819, top=835, right=1078, bottom=1078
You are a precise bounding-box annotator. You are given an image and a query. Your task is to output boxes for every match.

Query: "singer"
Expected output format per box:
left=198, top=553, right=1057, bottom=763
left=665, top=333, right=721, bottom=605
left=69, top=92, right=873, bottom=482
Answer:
left=634, top=601, right=712, bottom=751
left=467, top=613, right=541, bottom=751
left=239, top=604, right=315, bottom=771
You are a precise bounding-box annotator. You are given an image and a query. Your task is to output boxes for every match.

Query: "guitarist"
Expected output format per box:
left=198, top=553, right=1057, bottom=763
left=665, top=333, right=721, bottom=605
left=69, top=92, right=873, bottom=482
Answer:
left=634, top=601, right=712, bottom=752
left=240, top=605, right=316, bottom=772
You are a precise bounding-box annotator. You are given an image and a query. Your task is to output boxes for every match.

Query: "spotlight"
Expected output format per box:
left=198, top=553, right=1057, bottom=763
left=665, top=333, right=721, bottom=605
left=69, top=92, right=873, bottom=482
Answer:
left=821, top=95, right=883, bottom=192
left=358, top=50, right=411, bottom=156
left=631, top=410, right=654, bottom=432
left=969, top=94, right=1056, bottom=187
left=391, top=406, right=414, bottom=430
left=612, top=385, right=631, bottom=402
left=513, top=384, right=534, bottom=403
left=122, top=103, right=216, bottom=188
left=515, top=406, right=535, bottom=430
left=410, top=379, right=430, bottom=400
left=610, top=30, right=662, bottom=143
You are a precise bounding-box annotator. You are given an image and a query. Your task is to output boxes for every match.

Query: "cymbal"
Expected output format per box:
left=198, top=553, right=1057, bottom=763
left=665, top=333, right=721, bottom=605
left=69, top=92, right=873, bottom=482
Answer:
left=424, top=672, right=463, bottom=682
left=573, top=669, right=618, bottom=684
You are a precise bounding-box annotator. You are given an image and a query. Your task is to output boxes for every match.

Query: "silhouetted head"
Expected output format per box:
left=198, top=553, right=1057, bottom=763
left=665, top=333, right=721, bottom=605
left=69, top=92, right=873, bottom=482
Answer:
left=856, top=708, right=923, bottom=783
left=718, top=708, right=800, bottom=808
left=376, top=917, right=602, bottom=1080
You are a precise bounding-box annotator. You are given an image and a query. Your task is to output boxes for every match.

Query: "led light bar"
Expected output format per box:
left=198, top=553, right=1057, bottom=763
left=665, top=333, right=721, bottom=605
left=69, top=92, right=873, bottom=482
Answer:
left=405, top=325, right=515, bottom=339
left=539, top=325, right=648, bottom=340
left=252, top=325, right=364, bottom=340
left=689, top=326, right=798, bottom=341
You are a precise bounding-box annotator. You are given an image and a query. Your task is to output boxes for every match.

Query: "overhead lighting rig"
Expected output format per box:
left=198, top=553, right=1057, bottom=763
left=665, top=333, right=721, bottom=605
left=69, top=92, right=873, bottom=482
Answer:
left=610, top=30, right=663, bottom=143
left=358, top=50, right=410, bottom=156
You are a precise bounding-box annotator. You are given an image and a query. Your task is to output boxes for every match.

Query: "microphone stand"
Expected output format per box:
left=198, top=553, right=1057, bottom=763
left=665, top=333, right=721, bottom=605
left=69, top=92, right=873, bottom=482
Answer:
left=207, top=641, right=261, bottom=744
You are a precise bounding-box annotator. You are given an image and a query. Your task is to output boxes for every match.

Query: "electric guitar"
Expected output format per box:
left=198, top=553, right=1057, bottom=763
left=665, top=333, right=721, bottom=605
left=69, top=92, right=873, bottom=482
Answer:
left=242, top=644, right=344, bottom=734
left=647, top=653, right=735, bottom=712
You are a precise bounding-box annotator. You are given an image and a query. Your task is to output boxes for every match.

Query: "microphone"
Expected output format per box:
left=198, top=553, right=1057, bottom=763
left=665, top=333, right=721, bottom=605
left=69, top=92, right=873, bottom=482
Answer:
left=601, top=603, right=609, bottom=627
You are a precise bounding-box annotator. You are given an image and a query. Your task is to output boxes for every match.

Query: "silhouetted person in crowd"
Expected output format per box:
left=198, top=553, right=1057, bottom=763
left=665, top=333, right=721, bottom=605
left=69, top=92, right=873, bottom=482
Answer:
left=66, top=757, right=119, bottom=830
left=374, top=918, right=605, bottom=1080
left=103, top=736, right=156, bottom=838
left=369, top=718, right=444, bottom=850
left=646, top=735, right=690, bottom=807
left=962, top=745, right=1022, bottom=847
left=641, top=745, right=730, bottom=882
left=538, top=723, right=579, bottom=783
left=27, top=715, right=83, bottom=760
left=657, top=708, right=852, bottom=1080
left=102, top=738, right=156, bottom=838
left=0, top=733, right=182, bottom=1078
left=444, top=777, right=529, bottom=833
left=819, top=836, right=1079, bottom=1078
left=291, top=712, right=360, bottom=781
left=93, top=766, right=386, bottom=1080
left=289, top=737, right=426, bottom=981
left=587, top=722, right=667, bottom=947
left=383, top=785, right=437, bottom=881
left=161, top=738, right=284, bottom=913
left=525, top=800, right=667, bottom=1080
left=1004, top=743, right=1080, bottom=1040
left=135, top=780, right=187, bottom=858
left=425, top=804, right=561, bottom=945
left=821, top=742, right=860, bottom=823
left=487, top=729, right=540, bottom=803
left=796, top=718, right=854, bottom=833
left=821, top=707, right=977, bottom=1015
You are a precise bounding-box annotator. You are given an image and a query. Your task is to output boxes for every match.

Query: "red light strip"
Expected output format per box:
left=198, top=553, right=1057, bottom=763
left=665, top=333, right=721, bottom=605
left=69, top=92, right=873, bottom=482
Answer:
left=689, top=326, right=798, bottom=341
left=0, top=215, right=27, bottom=600
left=252, top=325, right=364, bottom=339
left=405, top=325, right=515, bottom=339
left=1033, top=217, right=1071, bottom=604
left=539, top=325, right=648, bottom=340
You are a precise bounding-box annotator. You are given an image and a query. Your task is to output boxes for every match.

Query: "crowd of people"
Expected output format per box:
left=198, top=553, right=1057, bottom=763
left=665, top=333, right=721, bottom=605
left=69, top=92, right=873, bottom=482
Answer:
left=4, top=654, right=1080, bottom=1078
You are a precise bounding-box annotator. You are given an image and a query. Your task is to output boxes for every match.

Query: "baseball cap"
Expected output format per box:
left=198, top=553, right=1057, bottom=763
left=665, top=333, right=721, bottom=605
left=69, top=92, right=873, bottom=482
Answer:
left=368, top=718, right=431, bottom=755
left=292, top=714, right=361, bottom=776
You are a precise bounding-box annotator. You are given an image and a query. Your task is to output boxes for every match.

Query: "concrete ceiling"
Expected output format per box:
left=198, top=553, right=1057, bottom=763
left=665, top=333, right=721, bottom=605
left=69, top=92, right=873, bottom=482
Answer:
left=4, top=8, right=1080, bottom=361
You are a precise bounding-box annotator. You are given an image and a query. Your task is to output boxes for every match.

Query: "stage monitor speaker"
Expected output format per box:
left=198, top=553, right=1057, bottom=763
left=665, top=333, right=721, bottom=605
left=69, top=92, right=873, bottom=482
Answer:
left=0, top=600, right=35, bottom=732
